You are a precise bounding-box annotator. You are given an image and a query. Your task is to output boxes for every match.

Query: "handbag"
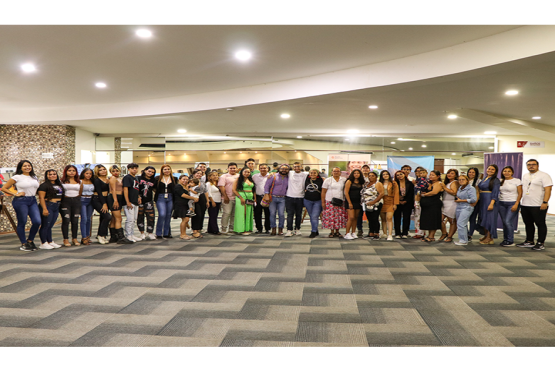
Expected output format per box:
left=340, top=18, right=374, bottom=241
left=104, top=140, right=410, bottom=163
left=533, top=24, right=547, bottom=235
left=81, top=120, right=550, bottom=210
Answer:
left=331, top=197, right=344, bottom=207
left=245, top=199, right=255, bottom=206
left=261, top=175, right=276, bottom=208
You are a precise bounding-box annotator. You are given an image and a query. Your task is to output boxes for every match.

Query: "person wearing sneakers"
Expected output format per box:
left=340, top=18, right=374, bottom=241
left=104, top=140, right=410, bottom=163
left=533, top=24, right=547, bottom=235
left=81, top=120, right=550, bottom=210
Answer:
left=285, top=162, right=308, bottom=237
left=517, top=159, right=552, bottom=251
left=218, top=162, right=240, bottom=234
left=122, top=163, right=142, bottom=243
left=498, top=166, right=522, bottom=247
left=454, top=174, right=477, bottom=246
left=344, top=169, right=364, bottom=240
left=92, top=165, right=112, bottom=245
left=137, top=166, right=157, bottom=241
left=37, top=169, right=64, bottom=250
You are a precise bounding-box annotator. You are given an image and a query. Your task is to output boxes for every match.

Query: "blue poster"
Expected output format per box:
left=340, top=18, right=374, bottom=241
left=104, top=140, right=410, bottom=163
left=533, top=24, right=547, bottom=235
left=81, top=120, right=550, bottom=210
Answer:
left=387, top=156, right=435, bottom=178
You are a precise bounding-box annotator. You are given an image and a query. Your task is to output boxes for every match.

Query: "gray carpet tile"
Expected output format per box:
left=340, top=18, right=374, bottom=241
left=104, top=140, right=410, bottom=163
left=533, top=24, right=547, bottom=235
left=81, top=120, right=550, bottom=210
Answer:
left=2, top=215, right=555, bottom=346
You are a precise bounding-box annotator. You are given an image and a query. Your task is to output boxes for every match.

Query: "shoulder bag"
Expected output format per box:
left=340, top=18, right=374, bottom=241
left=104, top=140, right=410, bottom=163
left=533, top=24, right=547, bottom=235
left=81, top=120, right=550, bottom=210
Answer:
left=261, top=175, right=275, bottom=208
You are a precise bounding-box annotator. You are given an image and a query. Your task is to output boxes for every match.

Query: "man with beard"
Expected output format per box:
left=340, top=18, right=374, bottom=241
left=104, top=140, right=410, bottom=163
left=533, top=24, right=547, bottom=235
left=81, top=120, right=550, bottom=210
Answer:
left=285, top=162, right=308, bottom=236
left=218, top=162, right=239, bottom=234
left=263, top=164, right=289, bottom=235
left=252, top=163, right=272, bottom=234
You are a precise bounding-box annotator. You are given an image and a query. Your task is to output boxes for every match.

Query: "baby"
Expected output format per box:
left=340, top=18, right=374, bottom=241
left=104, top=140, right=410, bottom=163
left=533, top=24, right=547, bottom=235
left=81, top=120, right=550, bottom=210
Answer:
left=187, top=178, right=200, bottom=217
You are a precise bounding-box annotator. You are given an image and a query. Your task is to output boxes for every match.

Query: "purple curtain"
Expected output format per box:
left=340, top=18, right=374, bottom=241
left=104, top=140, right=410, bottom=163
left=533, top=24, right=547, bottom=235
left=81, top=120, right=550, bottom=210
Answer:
left=483, top=152, right=523, bottom=230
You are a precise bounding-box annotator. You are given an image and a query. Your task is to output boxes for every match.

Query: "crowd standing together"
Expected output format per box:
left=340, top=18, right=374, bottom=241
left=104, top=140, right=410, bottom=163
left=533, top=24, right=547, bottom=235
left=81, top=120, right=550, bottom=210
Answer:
left=1, top=158, right=552, bottom=252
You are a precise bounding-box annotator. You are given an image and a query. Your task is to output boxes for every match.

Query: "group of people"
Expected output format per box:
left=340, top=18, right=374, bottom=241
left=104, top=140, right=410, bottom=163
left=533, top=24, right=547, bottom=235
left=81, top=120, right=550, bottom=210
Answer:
left=1, top=158, right=552, bottom=252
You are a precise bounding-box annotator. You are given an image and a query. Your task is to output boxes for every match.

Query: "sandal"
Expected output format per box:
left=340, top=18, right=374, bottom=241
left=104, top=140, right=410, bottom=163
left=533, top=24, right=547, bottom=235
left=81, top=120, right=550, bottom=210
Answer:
left=329, top=232, right=335, bottom=238
left=335, top=233, right=343, bottom=238
left=424, top=237, right=435, bottom=242
left=438, top=234, right=447, bottom=242
left=444, top=237, right=453, bottom=243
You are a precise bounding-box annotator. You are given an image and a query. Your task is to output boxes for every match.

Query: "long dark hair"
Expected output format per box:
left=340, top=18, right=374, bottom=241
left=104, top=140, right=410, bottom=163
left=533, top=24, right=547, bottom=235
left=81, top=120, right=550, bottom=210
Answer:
left=236, top=167, right=254, bottom=191
left=394, top=170, right=406, bottom=189
left=348, top=169, right=363, bottom=184
left=79, top=168, right=93, bottom=181
left=467, top=167, right=480, bottom=187
left=61, top=165, right=80, bottom=183
left=485, top=164, right=499, bottom=191
left=41, top=169, right=65, bottom=199
left=379, top=170, right=393, bottom=192
left=443, top=169, right=459, bottom=185
left=15, top=160, right=37, bottom=179
left=141, top=166, right=156, bottom=179
left=429, top=170, right=441, bottom=182
left=500, top=166, right=514, bottom=186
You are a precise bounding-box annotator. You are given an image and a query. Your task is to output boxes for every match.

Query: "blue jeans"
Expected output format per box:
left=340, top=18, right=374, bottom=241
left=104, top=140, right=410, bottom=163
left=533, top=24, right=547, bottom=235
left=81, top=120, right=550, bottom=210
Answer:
left=12, top=196, right=41, bottom=244
left=155, top=193, right=173, bottom=236
left=269, top=197, right=286, bottom=229
left=303, top=199, right=322, bottom=232
left=498, top=201, right=519, bottom=243
left=39, top=201, right=60, bottom=243
left=80, top=197, right=94, bottom=238
left=456, top=206, right=474, bottom=244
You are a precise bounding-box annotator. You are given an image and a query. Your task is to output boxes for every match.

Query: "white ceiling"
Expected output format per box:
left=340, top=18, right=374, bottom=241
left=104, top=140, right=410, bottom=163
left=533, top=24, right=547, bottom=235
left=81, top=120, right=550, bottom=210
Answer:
left=2, top=25, right=555, bottom=140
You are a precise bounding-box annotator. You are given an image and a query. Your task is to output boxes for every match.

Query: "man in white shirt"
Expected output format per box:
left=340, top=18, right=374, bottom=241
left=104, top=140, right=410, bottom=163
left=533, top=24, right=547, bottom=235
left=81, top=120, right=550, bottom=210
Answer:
left=285, top=162, right=308, bottom=236
left=252, top=163, right=272, bottom=234
left=517, top=159, right=552, bottom=251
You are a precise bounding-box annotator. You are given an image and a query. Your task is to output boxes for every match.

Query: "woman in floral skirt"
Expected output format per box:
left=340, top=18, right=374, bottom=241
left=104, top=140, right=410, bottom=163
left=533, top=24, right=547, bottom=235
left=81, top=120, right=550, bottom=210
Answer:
left=321, top=167, right=347, bottom=238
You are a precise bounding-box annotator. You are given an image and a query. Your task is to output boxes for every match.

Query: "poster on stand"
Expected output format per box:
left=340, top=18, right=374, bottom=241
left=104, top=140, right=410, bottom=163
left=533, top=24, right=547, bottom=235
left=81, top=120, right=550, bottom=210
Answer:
left=328, top=154, right=371, bottom=178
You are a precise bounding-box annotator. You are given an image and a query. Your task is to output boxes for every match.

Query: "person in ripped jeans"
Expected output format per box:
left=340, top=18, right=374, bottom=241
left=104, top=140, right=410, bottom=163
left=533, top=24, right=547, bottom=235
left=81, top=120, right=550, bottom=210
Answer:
left=138, top=166, right=156, bottom=240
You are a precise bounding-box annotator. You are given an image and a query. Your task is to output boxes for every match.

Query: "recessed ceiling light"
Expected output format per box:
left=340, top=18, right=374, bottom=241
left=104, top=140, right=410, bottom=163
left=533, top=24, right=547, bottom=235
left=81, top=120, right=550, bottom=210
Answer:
left=177, top=129, right=187, bottom=133
left=227, top=108, right=234, bottom=111
left=484, top=131, right=497, bottom=135
left=505, top=90, right=519, bottom=96
left=95, top=82, right=107, bottom=88
left=532, top=116, right=541, bottom=119
left=368, top=105, right=378, bottom=109
left=421, top=145, right=427, bottom=148
left=452, top=153, right=456, bottom=155
left=447, top=114, right=457, bottom=119
left=408, top=147, right=413, bottom=150
left=136, top=29, right=153, bottom=38
left=347, top=129, right=359, bottom=134
left=281, top=113, right=290, bottom=119
left=489, top=147, right=494, bottom=149
left=21, top=63, right=36, bottom=73
left=390, top=141, right=395, bottom=144
left=235, top=50, right=252, bottom=61
left=297, top=136, right=302, bottom=138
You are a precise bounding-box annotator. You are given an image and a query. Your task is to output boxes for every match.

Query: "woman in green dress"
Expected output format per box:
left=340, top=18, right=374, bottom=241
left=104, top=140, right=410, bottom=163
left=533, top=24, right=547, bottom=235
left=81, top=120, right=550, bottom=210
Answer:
left=233, top=167, right=256, bottom=235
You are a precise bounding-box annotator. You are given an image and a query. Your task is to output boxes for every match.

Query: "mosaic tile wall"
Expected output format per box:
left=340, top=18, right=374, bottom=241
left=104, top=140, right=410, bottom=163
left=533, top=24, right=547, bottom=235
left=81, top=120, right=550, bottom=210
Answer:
left=0, top=125, right=76, bottom=234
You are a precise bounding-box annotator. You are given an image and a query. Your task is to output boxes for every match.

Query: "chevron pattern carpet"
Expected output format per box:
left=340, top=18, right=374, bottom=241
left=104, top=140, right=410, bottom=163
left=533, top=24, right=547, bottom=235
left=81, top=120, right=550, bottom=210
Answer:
left=1, top=216, right=555, bottom=347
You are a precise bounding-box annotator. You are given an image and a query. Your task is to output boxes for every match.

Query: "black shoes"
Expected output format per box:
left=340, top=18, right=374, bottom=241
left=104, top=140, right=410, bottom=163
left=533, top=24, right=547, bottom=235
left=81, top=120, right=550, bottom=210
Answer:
left=516, top=241, right=535, bottom=248
left=20, top=242, right=37, bottom=252
left=164, top=234, right=173, bottom=239
left=309, top=232, right=318, bottom=238
left=531, top=243, right=545, bottom=251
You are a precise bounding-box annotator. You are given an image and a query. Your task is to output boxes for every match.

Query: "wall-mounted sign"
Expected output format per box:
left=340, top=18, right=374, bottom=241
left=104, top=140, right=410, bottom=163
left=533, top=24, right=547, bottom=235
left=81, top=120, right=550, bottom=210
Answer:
left=41, top=153, right=54, bottom=159
left=517, top=141, right=544, bottom=148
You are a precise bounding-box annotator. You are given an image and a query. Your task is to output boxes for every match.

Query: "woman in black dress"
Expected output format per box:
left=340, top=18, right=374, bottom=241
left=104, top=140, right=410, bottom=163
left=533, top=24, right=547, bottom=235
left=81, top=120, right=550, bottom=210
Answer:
left=344, top=169, right=364, bottom=240
left=419, top=170, right=443, bottom=242
left=191, top=169, right=210, bottom=238
left=393, top=170, right=414, bottom=238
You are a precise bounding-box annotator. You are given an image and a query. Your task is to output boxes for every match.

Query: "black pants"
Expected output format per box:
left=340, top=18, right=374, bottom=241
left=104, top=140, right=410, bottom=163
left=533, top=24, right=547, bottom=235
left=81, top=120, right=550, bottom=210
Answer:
left=285, top=196, right=304, bottom=231
left=365, top=203, right=382, bottom=234
left=60, top=196, right=81, bottom=239
left=138, top=200, right=155, bottom=233
left=207, top=202, right=221, bottom=233
left=254, top=195, right=270, bottom=232
left=357, top=210, right=363, bottom=231
left=394, top=203, right=413, bottom=236
left=521, top=205, right=548, bottom=243
left=91, top=196, right=112, bottom=237
left=192, top=194, right=207, bottom=231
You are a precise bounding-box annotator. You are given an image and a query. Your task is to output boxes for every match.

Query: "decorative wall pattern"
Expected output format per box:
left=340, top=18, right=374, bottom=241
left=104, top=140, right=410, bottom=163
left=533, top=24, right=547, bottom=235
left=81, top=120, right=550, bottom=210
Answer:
left=114, top=137, right=121, bottom=165
left=0, top=125, right=76, bottom=233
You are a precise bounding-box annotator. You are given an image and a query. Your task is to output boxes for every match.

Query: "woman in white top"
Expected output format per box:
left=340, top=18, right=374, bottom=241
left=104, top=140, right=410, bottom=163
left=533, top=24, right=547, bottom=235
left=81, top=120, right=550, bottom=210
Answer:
left=206, top=171, right=222, bottom=234
left=321, top=167, right=347, bottom=238
left=60, top=165, right=82, bottom=247
left=498, top=166, right=523, bottom=247
left=439, top=169, right=460, bottom=242
left=1, top=160, right=41, bottom=251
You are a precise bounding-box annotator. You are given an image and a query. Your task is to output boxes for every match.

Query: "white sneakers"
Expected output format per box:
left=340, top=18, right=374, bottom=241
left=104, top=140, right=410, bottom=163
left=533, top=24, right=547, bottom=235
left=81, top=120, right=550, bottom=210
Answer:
left=140, top=233, right=146, bottom=240
left=97, top=236, right=108, bottom=244
left=130, top=235, right=143, bottom=242
left=284, top=230, right=293, bottom=237
left=49, top=241, right=61, bottom=248
left=295, top=230, right=302, bottom=236
left=147, top=233, right=157, bottom=240
left=387, top=235, right=393, bottom=241
left=39, top=242, right=55, bottom=249
left=454, top=241, right=468, bottom=246
left=351, top=232, right=358, bottom=239
left=344, top=233, right=354, bottom=240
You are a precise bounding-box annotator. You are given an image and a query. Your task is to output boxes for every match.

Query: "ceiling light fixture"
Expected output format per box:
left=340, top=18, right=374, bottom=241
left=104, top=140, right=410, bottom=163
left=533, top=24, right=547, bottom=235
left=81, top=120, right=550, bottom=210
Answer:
left=452, top=153, right=456, bottom=155
left=505, top=90, right=519, bottom=96
left=347, top=129, right=359, bottom=134
left=177, top=129, right=187, bottom=133
left=532, top=116, right=541, bottom=119
left=484, top=131, right=497, bottom=135
left=297, top=136, right=302, bottom=138
left=447, top=114, right=457, bottom=119
left=281, top=113, right=290, bottom=119
left=408, top=147, right=413, bottom=150
left=235, top=50, right=252, bottom=61
left=489, top=147, right=494, bottom=149
left=227, top=108, right=234, bottom=111
left=421, top=145, right=427, bottom=148
left=390, top=141, right=395, bottom=144
left=136, top=29, right=153, bottom=38
left=398, top=138, right=403, bottom=140
left=368, top=105, right=378, bottom=109
left=95, top=82, right=107, bottom=88
left=21, top=63, right=37, bottom=73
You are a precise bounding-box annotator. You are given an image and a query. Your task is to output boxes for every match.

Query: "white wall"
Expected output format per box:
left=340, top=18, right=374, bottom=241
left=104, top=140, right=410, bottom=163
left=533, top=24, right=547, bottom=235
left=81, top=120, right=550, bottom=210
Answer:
left=75, top=128, right=96, bottom=164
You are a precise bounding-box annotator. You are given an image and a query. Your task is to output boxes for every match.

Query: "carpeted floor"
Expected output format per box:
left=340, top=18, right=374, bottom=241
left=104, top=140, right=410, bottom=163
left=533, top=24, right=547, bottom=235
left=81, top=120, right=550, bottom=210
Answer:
left=1, top=215, right=555, bottom=347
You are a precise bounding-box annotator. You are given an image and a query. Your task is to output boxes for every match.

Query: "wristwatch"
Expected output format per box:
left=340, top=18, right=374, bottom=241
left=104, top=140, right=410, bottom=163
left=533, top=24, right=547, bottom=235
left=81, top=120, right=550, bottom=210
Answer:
left=543, top=201, right=548, bottom=204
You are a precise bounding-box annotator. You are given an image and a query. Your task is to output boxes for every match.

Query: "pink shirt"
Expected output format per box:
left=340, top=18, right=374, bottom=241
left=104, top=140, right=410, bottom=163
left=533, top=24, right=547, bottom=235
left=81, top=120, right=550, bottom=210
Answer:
left=217, top=173, right=239, bottom=198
